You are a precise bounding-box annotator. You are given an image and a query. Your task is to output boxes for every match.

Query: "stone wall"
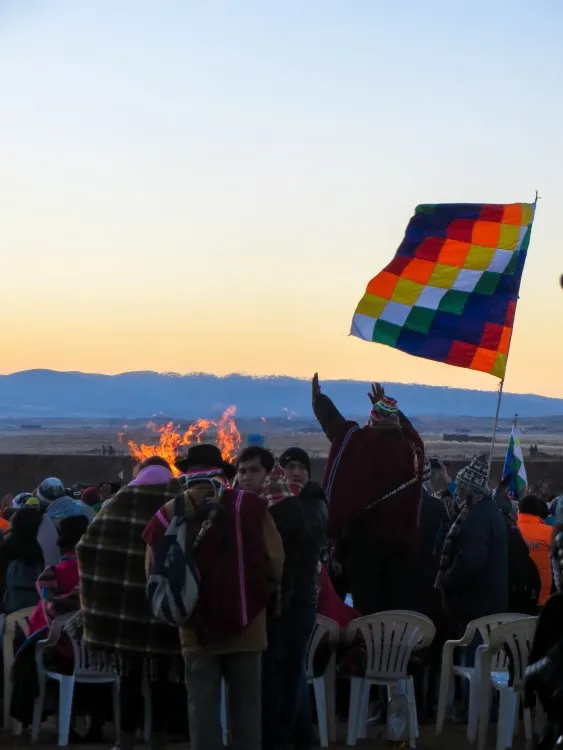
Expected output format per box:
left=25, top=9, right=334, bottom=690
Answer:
left=0, top=453, right=561, bottom=497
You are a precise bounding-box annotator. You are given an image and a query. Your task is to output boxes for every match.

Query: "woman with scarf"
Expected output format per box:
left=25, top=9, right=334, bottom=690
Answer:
left=73, top=456, right=183, bottom=750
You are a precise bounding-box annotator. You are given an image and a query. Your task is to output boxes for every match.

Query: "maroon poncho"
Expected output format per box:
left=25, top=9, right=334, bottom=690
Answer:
left=314, top=393, right=423, bottom=549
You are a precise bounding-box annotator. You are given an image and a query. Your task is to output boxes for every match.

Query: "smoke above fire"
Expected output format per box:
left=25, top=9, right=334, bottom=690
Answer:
left=128, top=406, right=241, bottom=476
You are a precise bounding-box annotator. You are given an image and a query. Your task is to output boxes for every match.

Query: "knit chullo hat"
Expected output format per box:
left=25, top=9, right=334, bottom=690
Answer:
left=369, top=395, right=399, bottom=427
left=456, top=455, right=490, bottom=496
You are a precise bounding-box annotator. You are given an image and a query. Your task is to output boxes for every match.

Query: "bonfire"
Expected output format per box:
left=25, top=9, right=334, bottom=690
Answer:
left=128, top=406, right=241, bottom=476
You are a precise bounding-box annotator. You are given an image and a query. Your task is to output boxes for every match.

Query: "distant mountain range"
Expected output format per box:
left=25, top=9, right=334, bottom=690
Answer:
left=0, top=369, right=562, bottom=420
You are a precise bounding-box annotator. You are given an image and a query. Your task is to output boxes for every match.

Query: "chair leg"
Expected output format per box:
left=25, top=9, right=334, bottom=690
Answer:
left=435, top=661, right=451, bottom=735
left=111, top=679, right=121, bottom=739
left=357, top=682, right=370, bottom=739
left=31, top=671, right=48, bottom=744
left=406, top=678, right=418, bottom=748
left=477, top=678, right=493, bottom=750
left=325, top=661, right=337, bottom=743
left=497, top=689, right=517, bottom=750
left=313, top=678, right=329, bottom=748
left=57, top=676, right=75, bottom=747
left=142, top=679, right=152, bottom=743
left=347, top=678, right=363, bottom=746
left=220, top=678, right=228, bottom=746
left=467, top=674, right=480, bottom=744
left=523, top=705, right=533, bottom=743
left=3, top=663, right=11, bottom=730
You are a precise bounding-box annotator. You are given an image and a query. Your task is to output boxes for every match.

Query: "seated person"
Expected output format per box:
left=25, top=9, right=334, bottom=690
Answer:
left=0, top=506, right=44, bottom=614
left=29, top=515, right=89, bottom=635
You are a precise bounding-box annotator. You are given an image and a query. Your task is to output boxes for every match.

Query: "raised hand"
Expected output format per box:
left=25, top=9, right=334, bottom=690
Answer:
left=368, top=382, right=385, bottom=406
left=312, top=373, right=322, bottom=400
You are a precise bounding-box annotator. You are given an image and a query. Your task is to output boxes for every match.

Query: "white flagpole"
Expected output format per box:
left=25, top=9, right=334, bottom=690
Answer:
left=487, top=378, right=504, bottom=479
left=487, top=191, right=537, bottom=480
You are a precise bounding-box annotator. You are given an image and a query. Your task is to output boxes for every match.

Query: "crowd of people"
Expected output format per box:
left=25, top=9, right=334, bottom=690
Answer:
left=0, top=375, right=563, bottom=749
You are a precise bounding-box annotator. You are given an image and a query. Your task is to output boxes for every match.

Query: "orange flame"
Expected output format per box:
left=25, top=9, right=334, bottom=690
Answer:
left=128, top=407, right=241, bottom=476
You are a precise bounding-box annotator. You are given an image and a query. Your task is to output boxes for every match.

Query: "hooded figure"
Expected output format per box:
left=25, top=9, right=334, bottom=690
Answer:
left=37, top=478, right=94, bottom=524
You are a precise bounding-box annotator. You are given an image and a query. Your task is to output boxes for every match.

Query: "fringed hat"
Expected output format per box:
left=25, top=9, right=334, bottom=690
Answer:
left=456, top=455, right=490, bottom=496
left=369, top=395, right=399, bottom=427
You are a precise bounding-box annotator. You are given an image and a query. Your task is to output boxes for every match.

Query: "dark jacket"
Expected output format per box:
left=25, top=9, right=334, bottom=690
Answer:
left=505, top=521, right=541, bottom=615
left=268, top=496, right=306, bottom=607
left=416, top=488, right=450, bottom=617
left=292, top=482, right=328, bottom=606
left=442, top=496, right=509, bottom=625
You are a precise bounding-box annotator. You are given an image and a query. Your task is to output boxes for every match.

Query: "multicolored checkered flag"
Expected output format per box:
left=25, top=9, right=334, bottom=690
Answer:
left=502, top=421, right=527, bottom=500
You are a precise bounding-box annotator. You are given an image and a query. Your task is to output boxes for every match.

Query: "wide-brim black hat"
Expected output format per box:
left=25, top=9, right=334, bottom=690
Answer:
left=175, top=443, right=236, bottom=480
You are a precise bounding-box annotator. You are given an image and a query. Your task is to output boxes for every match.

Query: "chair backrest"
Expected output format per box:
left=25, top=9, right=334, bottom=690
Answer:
left=306, top=615, right=340, bottom=679
left=3, top=606, right=36, bottom=658
left=348, top=610, right=435, bottom=681
left=470, top=613, right=532, bottom=645
left=45, top=612, right=89, bottom=672
left=467, top=613, right=533, bottom=671
left=487, top=616, right=538, bottom=691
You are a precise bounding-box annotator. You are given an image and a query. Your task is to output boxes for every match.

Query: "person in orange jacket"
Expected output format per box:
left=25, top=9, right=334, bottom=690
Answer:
left=517, top=494, right=553, bottom=606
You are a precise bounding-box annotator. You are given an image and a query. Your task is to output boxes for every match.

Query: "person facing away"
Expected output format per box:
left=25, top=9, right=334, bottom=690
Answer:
left=36, top=477, right=95, bottom=524
left=312, top=374, right=424, bottom=615
left=435, top=455, right=509, bottom=629
left=492, top=482, right=541, bottom=616
left=0, top=506, right=44, bottom=614
left=76, top=456, right=183, bottom=750
left=144, top=444, right=284, bottom=750
left=518, top=493, right=553, bottom=606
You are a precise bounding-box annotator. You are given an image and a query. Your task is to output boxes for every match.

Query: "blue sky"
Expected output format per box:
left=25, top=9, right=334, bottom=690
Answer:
left=1, top=1, right=562, bottom=395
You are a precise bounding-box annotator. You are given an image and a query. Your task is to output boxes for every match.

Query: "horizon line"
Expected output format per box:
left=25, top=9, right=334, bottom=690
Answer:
left=1, top=367, right=562, bottom=401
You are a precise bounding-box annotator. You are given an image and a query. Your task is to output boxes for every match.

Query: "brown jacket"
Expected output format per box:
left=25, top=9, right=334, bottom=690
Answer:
left=145, top=493, right=284, bottom=657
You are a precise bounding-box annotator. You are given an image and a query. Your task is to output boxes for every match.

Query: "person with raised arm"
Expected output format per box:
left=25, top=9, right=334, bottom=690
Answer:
left=311, top=374, right=424, bottom=615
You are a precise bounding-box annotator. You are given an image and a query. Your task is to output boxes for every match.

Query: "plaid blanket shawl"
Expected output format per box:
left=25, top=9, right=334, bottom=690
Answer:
left=73, top=481, right=183, bottom=676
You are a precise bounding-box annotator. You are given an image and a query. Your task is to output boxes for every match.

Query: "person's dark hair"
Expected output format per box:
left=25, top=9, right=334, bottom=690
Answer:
left=137, top=456, right=172, bottom=472
left=6, top=507, right=44, bottom=565
left=57, top=515, right=89, bottom=553
left=236, top=446, right=275, bottom=473
left=518, top=493, right=542, bottom=516
left=538, top=499, right=549, bottom=520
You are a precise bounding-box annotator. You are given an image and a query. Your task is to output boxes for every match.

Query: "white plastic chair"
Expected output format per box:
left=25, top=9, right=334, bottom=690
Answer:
left=306, top=615, right=340, bottom=747
left=31, top=612, right=120, bottom=747
left=2, top=606, right=36, bottom=732
left=477, top=617, right=538, bottom=750
left=345, top=610, right=435, bottom=748
left=436, top=613, right=531, bottom=742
